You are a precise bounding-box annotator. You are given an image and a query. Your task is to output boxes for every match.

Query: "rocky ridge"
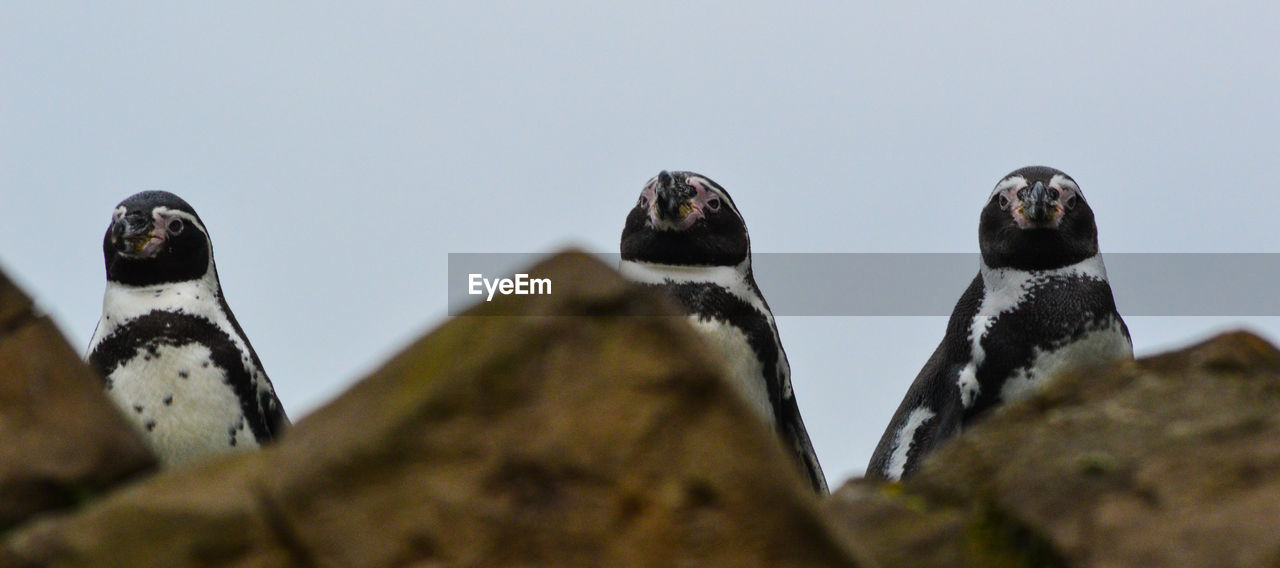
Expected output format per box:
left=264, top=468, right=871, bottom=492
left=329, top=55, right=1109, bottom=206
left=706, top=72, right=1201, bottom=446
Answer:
left=2, top=252, right=1279, bottom=567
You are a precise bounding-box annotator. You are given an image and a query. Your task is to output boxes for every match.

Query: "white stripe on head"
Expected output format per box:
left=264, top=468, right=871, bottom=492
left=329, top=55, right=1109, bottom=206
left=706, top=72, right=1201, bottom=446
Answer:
left=989, top=175, right=1029, bottom=200
left=1048, top=174, right=1077, bottom=190
left=1048, top=173, right=1082, bottom=198
left=685, top=174, right=742, bottom=220
left=152, top=206, right=218, bottom=282
left=151, top=206, right=210, bottom=242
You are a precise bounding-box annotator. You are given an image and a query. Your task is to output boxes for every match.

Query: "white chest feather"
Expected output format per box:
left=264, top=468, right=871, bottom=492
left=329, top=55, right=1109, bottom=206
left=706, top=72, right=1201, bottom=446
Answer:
left=107, top=342, right=257, bottom=467
left=998, top=318, right=1132, bottom=404
left=88, top=275, right=273, bottom=467
left=89, top=275, right=269, bottom=392
left=619, top=259, right=787, bottom=425
left=91, top=275, right=228, bottom=353
left=686, top=316, right=775, bottom=425
left=956, top=255, right=1123, bottom=408
left=619, top=259, right=769, bottom=316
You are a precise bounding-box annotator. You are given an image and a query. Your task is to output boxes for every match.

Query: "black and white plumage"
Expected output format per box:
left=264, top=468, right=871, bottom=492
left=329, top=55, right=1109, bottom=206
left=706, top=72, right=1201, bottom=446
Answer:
left=87, top=191, right=288, bottom=467
left=866, top=166, right=1132, bottom=481
left=620, top=170, right=827, bottom=493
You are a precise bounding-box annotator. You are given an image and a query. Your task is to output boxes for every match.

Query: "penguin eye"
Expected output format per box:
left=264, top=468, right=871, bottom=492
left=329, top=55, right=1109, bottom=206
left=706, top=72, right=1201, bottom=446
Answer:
left=706, top=197, right=721, bottom=211
left=637, top=195, right=649, bottom=208
left=998, top=194, right=1011, bottom=210
left=1062, top=194, right=1077, bottom=210
left=167, top=218, right=185, bottom=235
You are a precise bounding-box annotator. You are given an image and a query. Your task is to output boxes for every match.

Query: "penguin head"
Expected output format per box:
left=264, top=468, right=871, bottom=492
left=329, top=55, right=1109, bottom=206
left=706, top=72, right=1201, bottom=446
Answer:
left=980, top=166, right=1099, bottom=270
left=620, top=170, right=750, bottom=266
left=103, top=191, right=215, bottom=286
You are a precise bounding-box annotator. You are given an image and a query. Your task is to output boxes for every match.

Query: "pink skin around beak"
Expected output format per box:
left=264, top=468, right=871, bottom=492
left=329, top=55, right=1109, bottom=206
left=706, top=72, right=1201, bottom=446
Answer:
left=123, top=211, right=178, bottom=257
left=643, top=175, right=720, bottom=231
left=1011, top=201, right=1065, bottom=229
left=995, top=184, right=1077, bottom=230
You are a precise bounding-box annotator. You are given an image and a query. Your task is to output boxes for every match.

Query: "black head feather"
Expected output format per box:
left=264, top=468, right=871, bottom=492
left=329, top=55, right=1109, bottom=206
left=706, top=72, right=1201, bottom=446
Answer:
left=620, top=171, right=750, bottom=267
left=979, top=166, right=1099, bottom=270
left=103, top=191, right=214, bottom=286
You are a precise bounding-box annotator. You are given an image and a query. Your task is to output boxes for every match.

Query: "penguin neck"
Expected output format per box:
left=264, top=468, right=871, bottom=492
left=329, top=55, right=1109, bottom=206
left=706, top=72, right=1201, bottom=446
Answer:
left=979, top=253, right=1109, bottom=294
left=619, top=257, right=775, bottom=320
left=94, top=267, right=227, bottom=343
left=88, top=264, right=266, bottom=386
left=618, top=257, right=754, bottom=288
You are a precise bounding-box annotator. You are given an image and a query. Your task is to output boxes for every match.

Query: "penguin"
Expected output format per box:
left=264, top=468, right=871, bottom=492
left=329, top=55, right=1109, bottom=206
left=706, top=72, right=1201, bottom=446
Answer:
left=87, top=191, right=289, bottom=467
left=620, top=170, right=828, bottom=493
left=866, top=166, right=1132, bottom=481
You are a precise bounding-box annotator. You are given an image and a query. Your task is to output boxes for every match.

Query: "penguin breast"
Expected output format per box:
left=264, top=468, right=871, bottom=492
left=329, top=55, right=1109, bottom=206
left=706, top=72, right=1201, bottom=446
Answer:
left=686, top=315, right=775, bottom=426
left=107, top=341, right=259, bottom=467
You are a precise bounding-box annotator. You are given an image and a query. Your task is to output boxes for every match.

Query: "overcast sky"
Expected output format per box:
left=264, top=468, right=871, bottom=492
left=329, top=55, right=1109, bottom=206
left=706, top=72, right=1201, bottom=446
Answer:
left=3, top=3, right=1279, bottom=485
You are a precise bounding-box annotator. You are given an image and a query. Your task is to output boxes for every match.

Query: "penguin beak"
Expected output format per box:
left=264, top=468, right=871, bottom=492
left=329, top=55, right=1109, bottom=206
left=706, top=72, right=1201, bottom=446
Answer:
left=654, top=171, right=695, bottom=223
left=112, top=213, right=163, bottom=257
left=1018, top=182, right=1060, bottom=226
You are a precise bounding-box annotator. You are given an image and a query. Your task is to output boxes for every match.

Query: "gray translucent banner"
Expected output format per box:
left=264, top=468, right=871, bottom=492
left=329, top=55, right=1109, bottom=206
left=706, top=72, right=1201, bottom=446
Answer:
left=448, top=253, right=1280, bottom=316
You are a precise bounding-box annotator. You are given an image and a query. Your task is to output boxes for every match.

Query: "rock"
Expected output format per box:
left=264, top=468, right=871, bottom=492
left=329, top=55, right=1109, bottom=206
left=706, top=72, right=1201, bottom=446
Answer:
left=0, top=268, right=156, bottom=533
left=3, top=251, right=866, bottom=567
left=827, top=331, right=1280, bottom=568
left=825, top=480, right=967, bottom=567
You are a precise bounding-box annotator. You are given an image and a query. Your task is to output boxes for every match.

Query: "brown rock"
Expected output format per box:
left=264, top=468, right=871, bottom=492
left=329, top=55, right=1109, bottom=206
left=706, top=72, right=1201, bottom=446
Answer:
left=824, top=480, right=966, bottom=568
left=3, top=251, right=867, bottom=568
left=828, top=331, right=1280, bottom=568
left=0, top=268, right=156, bottom=533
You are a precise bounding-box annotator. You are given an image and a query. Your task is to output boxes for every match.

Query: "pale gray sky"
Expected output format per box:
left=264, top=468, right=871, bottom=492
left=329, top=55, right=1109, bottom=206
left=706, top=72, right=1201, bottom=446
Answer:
left=3, top=3, right=1278, bottom=485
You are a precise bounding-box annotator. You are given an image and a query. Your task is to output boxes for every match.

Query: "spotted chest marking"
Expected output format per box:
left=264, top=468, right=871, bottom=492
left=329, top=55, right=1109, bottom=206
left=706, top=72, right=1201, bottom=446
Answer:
left=89, top=307, right=282, bottom=463
left=956, top=254, right=1125, bottom=409
left=106, top=342, right=258, bottom=467
left=88, top=275, right=279, bottom=422
left=90, top=276, right=259, bottom=381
